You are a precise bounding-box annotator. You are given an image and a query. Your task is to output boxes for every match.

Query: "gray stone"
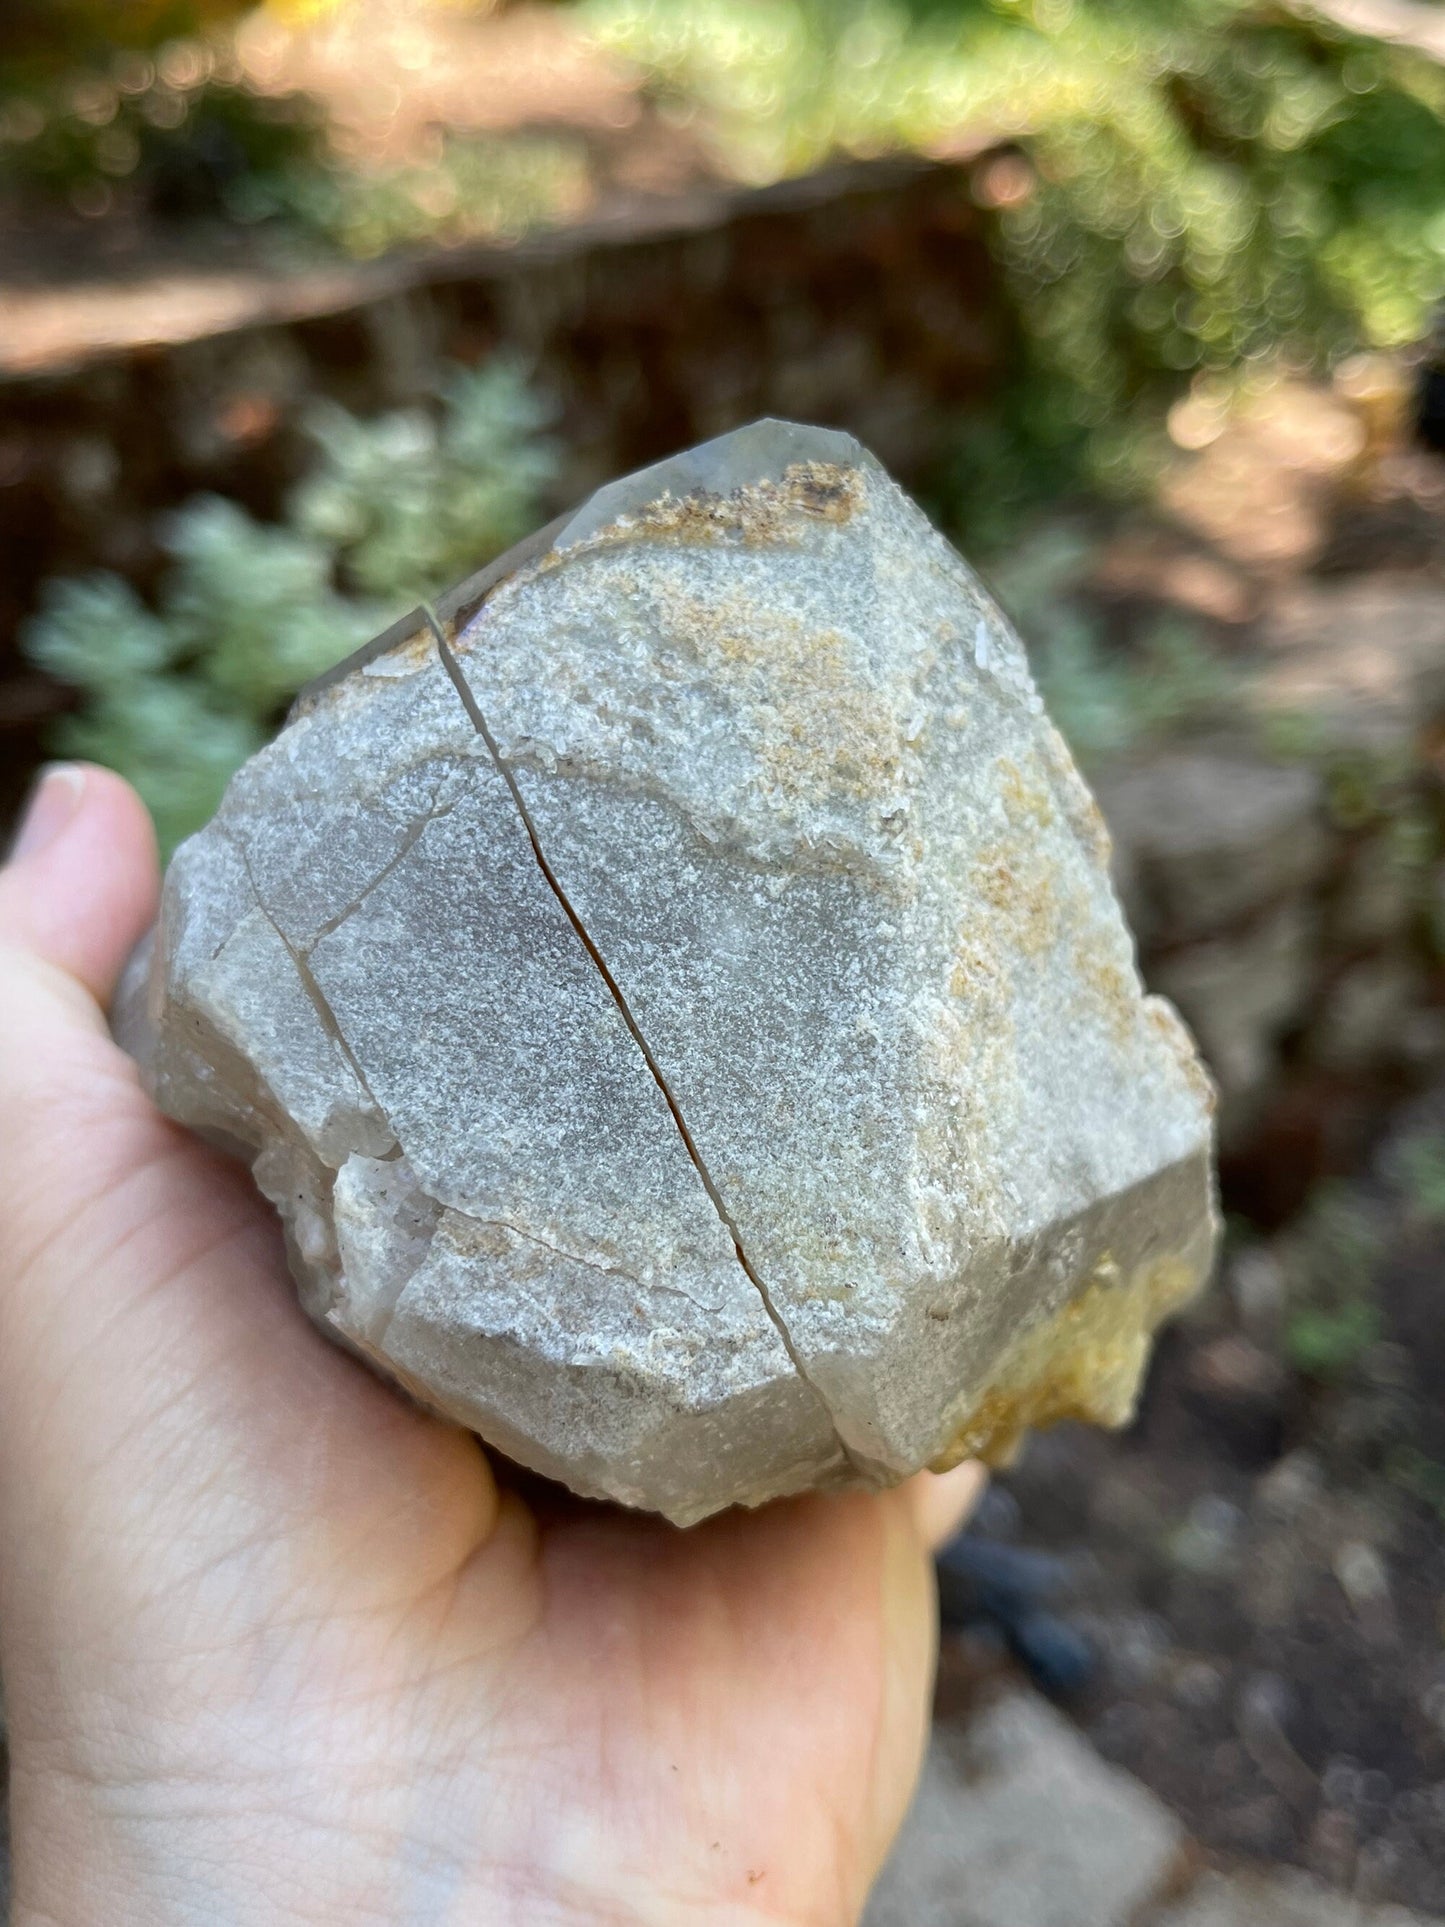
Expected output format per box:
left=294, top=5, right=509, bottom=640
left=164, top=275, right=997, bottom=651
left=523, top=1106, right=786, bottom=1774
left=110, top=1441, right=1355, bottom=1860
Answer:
left=1332, top=845, right=1416, bottom=951
left=1309, top=956, right=1425, bottom=1073
left=1095, top=751, right=1327, bottom=948
left=1252, top=579, right=1445, bottom=756
left=1149, top=902, right=1316, bottom=1131
left=1151, top=1868, right=1441, bottom=1927
left=865, top=1692, right=1187, bottom=1927
left=119, top=420, right=1217, bottom=1523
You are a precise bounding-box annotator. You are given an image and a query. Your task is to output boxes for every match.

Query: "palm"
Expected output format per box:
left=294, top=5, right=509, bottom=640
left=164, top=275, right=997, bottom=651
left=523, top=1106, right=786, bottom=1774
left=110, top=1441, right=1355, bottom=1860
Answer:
left=0, top=769, right=973, bottom=1926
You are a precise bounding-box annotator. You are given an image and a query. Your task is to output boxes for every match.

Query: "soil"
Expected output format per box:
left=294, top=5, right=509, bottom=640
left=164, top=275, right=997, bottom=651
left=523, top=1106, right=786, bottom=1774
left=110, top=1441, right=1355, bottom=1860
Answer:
left=969, top=1094, right=1445, bottom=1915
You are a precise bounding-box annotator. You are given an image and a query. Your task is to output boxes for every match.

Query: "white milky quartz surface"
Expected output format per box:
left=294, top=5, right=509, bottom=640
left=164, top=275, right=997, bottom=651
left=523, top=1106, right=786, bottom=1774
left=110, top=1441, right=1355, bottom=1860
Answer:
left=117, top=420, right=1218, bottom=1524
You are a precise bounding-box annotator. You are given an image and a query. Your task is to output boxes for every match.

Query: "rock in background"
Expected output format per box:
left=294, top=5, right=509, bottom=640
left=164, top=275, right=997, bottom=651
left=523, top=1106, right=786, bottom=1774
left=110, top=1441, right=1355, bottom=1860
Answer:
left=1078, top=438, right=1445, bottom=1215
left=868, top=1685, right=1444, bottom=1927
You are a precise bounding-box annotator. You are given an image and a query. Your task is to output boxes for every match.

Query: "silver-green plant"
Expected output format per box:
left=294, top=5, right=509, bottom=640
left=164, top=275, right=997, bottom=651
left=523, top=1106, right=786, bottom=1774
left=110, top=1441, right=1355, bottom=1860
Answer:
left=22, top=572, right=268, bottom=860
left=292, top=364, right=557, bottom=603
left=24, top=361, right=557, bottom=854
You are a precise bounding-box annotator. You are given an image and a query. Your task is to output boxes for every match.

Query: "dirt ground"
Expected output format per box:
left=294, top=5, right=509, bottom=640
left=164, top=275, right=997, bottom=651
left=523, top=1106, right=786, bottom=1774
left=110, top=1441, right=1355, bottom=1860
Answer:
left=960, top=843, right=1445, bottom=1916
left=990, top=1273, right=1445, bottom=1911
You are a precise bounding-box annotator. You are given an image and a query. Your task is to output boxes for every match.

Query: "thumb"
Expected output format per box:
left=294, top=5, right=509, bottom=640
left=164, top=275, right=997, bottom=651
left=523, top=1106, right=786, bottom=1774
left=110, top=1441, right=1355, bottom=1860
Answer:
left=0, top=762, right=159, bottom=1005
left=0, top=755, right=177, bottom=1339
left=0, top=764, right=194, bottom=1438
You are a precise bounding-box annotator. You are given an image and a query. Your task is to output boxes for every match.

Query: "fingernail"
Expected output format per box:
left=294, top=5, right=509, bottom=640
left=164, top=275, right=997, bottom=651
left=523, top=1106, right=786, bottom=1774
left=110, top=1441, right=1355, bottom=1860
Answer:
left=8, top=764, right=87, bottom=863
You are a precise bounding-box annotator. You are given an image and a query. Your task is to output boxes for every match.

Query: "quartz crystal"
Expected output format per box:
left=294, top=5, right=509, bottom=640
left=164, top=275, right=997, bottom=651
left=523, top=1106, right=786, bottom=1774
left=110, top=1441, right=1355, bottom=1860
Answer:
left=116, top=420, right=1218, bottom=1524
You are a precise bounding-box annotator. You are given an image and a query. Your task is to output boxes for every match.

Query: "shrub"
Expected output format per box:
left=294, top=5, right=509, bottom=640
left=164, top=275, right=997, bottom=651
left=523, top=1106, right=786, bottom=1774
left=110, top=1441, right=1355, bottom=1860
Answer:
left=24, top=362, right=557, bottom=854
left=291, top=364, right=558, bottom=600
left=584, top=0, right=1445, bottom=524
left=0, top=42, right=323, bottom=225
left=261, top=132, right=592, bottom=259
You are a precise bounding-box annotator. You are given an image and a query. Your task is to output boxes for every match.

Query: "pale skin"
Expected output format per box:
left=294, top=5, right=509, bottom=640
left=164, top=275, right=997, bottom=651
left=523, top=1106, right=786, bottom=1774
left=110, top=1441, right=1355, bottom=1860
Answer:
left=0, top=764, right=981, bottom=1927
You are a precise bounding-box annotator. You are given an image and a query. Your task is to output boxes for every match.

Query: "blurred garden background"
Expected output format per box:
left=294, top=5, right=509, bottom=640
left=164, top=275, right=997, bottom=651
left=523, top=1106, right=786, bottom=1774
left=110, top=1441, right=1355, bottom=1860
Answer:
left=6, top=1, right=1445, bottom=1921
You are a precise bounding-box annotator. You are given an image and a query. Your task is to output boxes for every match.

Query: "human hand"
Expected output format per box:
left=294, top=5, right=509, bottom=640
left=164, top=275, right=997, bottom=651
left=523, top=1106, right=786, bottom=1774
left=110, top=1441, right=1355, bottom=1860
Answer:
left=0, top=764, right=981, bottom=1927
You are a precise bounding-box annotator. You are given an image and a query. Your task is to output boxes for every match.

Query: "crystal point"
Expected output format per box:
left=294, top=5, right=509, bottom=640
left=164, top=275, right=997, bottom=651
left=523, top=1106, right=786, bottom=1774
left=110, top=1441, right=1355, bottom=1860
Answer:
left=118, top=421, right=1218, bottom=1524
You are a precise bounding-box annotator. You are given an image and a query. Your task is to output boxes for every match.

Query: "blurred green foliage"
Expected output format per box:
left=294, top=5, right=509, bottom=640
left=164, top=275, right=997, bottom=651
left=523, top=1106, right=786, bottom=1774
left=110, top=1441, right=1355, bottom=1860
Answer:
left=586, top=0, right=1445, bottom=516
left=9, top=0, right=1444, bottom=476
left=0, top=42, right=325, bottom=225
left=1388, top=1443, right=1445, bottom=1522
left=24, top=574, right=268, bottom=859
left=2, top=0, right=254, bottom=80
left=0, top=30, right=582, bottom=250
left=23, top=365, right=557, bottom=853
left=1287, top=1297, right=1383, bottom=1379
left=257, top=132, right=592, bottom=259
left=1281, top=1183, right=1384, bottom=1380
left=1389, top=1133, right=1445, bottom=1226
left=290, top=363, right=559, bottom=599
left=14, top=0, right=1445, bottom=837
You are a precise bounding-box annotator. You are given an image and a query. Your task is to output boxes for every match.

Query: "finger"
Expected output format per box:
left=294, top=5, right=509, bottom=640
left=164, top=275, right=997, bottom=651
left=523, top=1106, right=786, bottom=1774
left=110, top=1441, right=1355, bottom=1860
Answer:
left=902, top=1460, right=987, bottom=1552
left=0, top=763, right=158, bottom=1005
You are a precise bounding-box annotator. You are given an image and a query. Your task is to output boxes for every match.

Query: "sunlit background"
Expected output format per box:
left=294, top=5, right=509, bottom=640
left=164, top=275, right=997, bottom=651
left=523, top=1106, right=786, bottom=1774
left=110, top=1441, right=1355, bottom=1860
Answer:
left=5, top=2, right=1445, bottom=1918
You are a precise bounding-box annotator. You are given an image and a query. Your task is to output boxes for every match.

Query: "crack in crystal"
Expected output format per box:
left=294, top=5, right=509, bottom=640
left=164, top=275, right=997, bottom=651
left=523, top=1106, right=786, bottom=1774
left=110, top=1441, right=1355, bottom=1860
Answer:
left=365, top=1194, right=723, bottom=1356
left=439, top=1208, right=725, bottom=1313
left=426, top=608, right=864, bottom=1475
left=302, top=781, right=464, bottom=953
left=369, top=1202, right=724, bottom=1356
left=221, top=826, right=396, bottom=1148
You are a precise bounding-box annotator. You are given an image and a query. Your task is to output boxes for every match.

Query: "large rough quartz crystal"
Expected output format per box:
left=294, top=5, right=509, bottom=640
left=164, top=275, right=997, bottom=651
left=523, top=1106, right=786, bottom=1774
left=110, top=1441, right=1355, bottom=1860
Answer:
left=116, top=420, right=1218, bottom=1525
